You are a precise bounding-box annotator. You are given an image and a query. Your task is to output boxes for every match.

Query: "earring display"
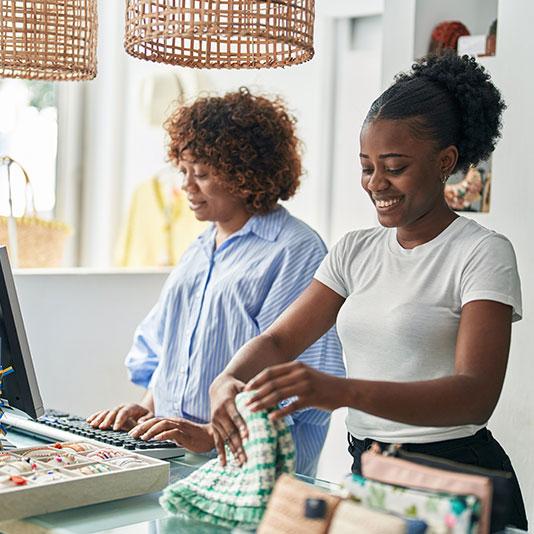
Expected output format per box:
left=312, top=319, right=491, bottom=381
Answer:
left=0, top=442, right=168, bottom=521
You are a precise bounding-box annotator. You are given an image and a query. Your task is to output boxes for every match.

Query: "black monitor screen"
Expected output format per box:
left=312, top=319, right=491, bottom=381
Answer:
left=0, top=246, right=44, bottom=419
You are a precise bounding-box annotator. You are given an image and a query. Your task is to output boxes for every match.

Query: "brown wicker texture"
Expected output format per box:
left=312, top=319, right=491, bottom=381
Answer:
left=124, top=0, right=315, bottom=69
left=0, top=156, right=71, bottom=268
left=0, top=0, right=98, bottom=81
left=0, top=216, right=71, bottom=268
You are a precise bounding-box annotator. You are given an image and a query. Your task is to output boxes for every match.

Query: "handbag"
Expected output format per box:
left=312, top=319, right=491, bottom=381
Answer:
left=0, top=156, right=71, bottom=268
left=257, top=474, right=341, bottom=534
left=395, top=448, right=513, bottom=533
left=361, top=448, right=493, bottom=533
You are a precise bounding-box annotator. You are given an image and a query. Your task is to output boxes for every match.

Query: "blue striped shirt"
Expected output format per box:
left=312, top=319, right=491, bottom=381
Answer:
left=125, top=206, right=346, bottom=475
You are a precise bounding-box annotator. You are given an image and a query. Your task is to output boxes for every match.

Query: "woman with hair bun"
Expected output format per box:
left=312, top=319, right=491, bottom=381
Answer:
left=87, top=88, right=345, bottom=477
left=210, top=54, right=528, bottom=529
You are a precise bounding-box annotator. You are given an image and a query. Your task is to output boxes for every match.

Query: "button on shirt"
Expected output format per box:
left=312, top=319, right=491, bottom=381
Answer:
left=125, top=206, right=346, bottom=475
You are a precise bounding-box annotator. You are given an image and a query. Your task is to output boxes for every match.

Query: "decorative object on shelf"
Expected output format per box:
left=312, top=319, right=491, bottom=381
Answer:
left=160, top=391, right=295, bottom=529
left=0, top=366, right=14, bottom=446
left=0, top=0, right=98, bottom=81
left=428, top=21, right=470, bottom=55
left=0, top=156, right=72, bottom=268
left=486, top=19, right=497, bottom=56
left=124, top=0, right=315, bottom=69
left=444, top=163, right=491, bottom=213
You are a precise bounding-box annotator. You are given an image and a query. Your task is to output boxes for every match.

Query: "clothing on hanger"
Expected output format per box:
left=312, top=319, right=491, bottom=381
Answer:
left=115, top=172, right=207, bottom=267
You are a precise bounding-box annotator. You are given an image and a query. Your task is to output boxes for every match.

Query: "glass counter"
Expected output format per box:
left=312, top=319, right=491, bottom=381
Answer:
left=0, top=431, right=338, bottom=534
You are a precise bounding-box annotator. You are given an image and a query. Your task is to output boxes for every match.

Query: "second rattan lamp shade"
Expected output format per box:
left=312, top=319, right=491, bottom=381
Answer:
left=0, top=0, right=98, bottom=81
left=124, top=0, right=315, bottom=69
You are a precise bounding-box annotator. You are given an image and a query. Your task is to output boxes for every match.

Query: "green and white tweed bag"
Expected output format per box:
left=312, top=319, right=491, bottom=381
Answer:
left=160, top=391, right=296, bottom=529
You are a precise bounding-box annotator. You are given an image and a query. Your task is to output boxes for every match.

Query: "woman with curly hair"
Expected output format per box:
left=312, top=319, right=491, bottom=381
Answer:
left=210, top=55, right=528, bottom=529
left=87, top=88, right=345, bottom=477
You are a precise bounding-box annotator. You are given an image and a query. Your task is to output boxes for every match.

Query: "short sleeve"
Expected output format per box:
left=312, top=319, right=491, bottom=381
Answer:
left=313, top=233, right=352, bottom=298
left=461, top=233, right=522, bottom=322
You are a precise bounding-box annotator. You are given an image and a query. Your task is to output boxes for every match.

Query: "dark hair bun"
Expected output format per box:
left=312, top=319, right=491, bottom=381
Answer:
left=402, top=53, right=506, bottom=171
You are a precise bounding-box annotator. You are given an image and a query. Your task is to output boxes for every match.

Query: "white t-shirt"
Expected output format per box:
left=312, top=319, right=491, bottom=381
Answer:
left=314, top=216, right=522, bottom=443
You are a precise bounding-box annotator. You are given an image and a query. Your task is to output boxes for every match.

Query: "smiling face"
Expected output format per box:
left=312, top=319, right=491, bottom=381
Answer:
left=359, top=119, right=457, bottom=232
left=178, top=152, right=249, bottom=225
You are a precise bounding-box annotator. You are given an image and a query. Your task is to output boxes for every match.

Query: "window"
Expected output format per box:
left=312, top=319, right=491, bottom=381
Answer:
left=0, top=80, right=58, bottom=218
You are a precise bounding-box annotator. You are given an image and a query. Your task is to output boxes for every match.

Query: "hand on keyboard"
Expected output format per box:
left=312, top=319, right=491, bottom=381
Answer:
left=39, top=410, right=182, bottom=457
left=129, top=417, right=215, bottom=454
left=86, top=403, right=154, bottom=432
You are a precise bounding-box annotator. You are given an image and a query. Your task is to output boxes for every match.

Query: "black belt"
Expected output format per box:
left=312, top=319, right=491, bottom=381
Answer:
left=348, top=427, right=490, bottom=454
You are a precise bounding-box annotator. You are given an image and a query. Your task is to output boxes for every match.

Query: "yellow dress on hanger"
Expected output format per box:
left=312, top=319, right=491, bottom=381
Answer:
left=115, top=177, right=207, bottom=267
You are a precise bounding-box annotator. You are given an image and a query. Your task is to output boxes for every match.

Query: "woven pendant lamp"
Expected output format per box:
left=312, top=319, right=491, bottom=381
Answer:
left=124, top=0, right=315, bottom=69
left=0, top=0, right=98, bottom=81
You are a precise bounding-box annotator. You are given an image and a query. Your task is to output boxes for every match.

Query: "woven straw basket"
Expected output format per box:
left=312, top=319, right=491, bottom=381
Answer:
left=0, top=0, right=98, bottom=81
left=0, top=157, right=71, bottom=268
left=124, top=0, right=315, bottom=69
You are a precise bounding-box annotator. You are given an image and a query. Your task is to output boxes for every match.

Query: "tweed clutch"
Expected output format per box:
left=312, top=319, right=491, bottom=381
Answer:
left=257, top=473, right=341, bottom=534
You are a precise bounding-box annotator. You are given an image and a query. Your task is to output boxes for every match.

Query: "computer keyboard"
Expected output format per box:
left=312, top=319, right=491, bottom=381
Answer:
left=4, top=409, right=185, bottom=460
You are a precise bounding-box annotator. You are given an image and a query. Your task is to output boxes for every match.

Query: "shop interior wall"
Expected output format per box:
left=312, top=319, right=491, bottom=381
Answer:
left=478, top=1, right=534, bottom=520
left=380, top=0, right=534, bottom=519
left=9, top=0, right=533, bottom=520
left=76, top=0, right=333, bottom=268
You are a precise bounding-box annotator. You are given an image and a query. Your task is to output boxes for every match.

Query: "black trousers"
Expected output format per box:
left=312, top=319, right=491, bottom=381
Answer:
left=347, top=427, right=528, bottom=531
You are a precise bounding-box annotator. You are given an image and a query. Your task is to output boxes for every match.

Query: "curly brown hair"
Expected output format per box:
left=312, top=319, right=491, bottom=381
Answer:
left=165, top=87, right=302, bottom=214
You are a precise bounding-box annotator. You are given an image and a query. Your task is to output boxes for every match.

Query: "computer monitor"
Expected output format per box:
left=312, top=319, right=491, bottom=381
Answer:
left=0, top=246, right=44, bottom=419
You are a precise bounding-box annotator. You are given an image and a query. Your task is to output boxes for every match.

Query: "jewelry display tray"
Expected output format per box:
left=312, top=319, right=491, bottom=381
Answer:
left=0, top=442, right=169, bottom=521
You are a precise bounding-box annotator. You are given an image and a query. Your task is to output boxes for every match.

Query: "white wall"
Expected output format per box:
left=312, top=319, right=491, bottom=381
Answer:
left=78, top=0, right=127, bottom=268
left=13, top=270, right=169, bottom=416
left=479, top=1, right=534, bottom=521
left=328, top=14, right=383, bottom=243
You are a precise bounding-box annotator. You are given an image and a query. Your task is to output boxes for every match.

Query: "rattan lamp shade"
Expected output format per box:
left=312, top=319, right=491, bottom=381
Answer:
left=0, top=0, right=98, bottom=81
left=124, top=0, right=315, bottom=69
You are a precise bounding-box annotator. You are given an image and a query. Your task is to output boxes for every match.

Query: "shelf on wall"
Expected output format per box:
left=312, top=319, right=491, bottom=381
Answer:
left=412, top=0, right=498, bottom=61
left=474, top=54, right=497, bottom=69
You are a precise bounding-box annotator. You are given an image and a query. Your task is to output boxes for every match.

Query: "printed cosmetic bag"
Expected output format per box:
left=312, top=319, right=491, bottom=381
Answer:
left=344, top=473, right=480, bottom=534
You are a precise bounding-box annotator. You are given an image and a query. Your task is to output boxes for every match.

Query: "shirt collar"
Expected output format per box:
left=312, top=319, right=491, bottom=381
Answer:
left=199, top=205, right=288, bottom=248
left=238, top=205, right=288, bottom=242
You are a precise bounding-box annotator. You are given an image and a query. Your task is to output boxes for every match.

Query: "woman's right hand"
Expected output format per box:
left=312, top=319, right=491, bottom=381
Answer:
left=209, top=374, right=247, bottom=466
left=86, top=403, right=154, bottom=431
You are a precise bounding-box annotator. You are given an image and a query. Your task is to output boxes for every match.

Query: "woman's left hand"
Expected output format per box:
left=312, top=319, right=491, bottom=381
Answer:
left=244, top=362, right=346, bottom=419
left=128, top=417, right=215, bottom=454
